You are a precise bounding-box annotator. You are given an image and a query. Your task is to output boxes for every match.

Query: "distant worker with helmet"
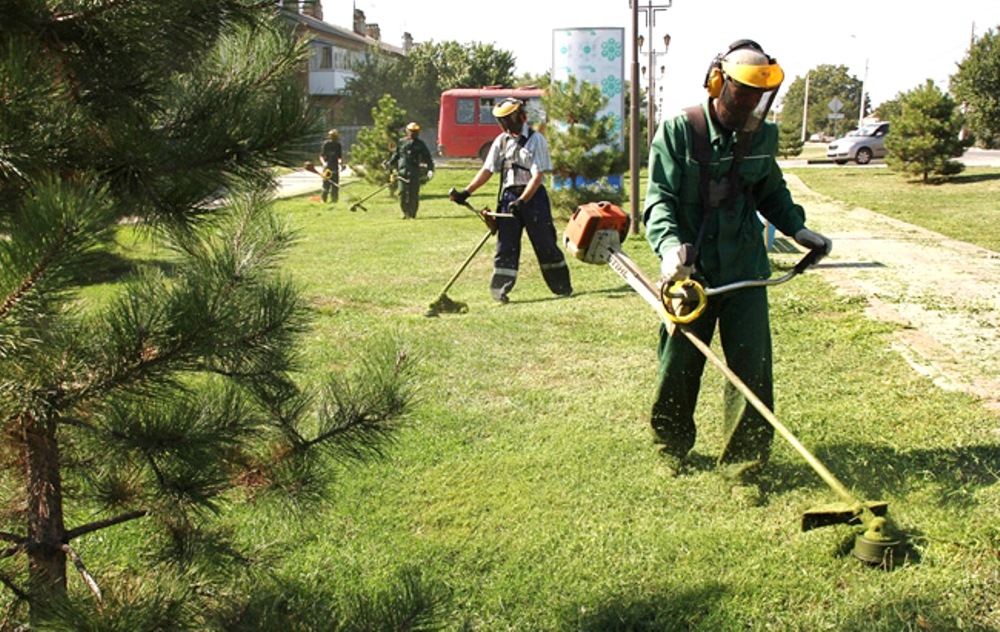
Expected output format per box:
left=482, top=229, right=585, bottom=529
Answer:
left=319, top=128, right=343, bottom=204
left=387, top=122, right=434, bottom=219
left=450, top=97, right=572, bottom=303
left=643, top=39, right=832, bottom=497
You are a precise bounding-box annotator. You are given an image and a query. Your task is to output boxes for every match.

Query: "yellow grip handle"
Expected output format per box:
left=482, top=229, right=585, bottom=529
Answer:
left=663, top=279, right=707, bottom=324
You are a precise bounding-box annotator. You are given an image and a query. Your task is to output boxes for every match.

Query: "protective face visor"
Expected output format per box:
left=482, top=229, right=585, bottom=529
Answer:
left=493, top=98, right=525, bottom=135
left=718, top=57, right=783, bottom=134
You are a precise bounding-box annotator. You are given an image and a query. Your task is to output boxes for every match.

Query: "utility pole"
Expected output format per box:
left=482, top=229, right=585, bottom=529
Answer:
left=801, top=72, right=810, bottom=142
left=628, top=0, right=671, bottom=234
left=643, top=34, right=671, bottom=147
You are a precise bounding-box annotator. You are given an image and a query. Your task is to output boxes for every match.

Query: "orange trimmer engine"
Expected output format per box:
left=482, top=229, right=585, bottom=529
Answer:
left=563, top=201, right=631, bottom=264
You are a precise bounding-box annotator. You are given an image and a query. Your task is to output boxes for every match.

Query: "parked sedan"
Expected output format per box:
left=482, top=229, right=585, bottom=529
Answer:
left=827, top=122, right=890, bottom=164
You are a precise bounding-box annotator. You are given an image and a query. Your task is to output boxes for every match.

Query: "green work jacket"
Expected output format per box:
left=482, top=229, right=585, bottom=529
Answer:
left=643, top=100, right=807, bottom=286
left=389, top=137, right=434, bottom=180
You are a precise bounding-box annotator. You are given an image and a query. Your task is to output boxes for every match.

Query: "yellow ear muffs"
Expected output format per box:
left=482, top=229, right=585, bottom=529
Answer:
left=706, top=65, right=724, bottom=98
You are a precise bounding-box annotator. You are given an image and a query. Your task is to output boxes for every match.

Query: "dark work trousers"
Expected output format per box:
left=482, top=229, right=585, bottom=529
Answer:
left=491, top=186, right=572, bottom=301
left=650, top=286, right=774, bottom=466
left=322, top=168, right=340, bottom=203
left=398, top=176, right=421, bottom=218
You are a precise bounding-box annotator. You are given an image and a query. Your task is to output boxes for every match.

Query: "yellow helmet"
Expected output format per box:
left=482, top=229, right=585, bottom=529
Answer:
left=708, top=40, right=784, bottom=134
left=721, top=50, right=784, bottom=90
left=327, top=129, right=339, bottom=139
left=405, top=122, right=420, bottom=132
left=492, top=98, right=524, bottom=118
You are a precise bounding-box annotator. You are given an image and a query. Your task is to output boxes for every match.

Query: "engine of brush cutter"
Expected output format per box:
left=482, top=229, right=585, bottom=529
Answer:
left=563, top=201, right=631, bottom=264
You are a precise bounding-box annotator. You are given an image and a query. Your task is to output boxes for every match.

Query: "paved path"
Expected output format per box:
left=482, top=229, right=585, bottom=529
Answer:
left=275, top=170, right=322, bottom=198
left=786, top=174, right=1000, bottom=413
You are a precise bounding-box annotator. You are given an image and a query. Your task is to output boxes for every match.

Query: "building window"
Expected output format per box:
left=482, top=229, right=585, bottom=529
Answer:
left=319, top=45, right=333, bottom=69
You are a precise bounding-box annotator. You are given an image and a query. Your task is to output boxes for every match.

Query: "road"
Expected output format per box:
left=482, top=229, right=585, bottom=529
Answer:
left=780, top=147, right=1000, bottom=169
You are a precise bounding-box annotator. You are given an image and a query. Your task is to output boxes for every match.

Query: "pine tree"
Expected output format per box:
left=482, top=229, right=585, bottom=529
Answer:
left=544, top=75, right=628, bottom=213
left=885, top=80, right=972, bottom=182
left=777, top=122, right=804, bottom=158
left=0, top=2, right=413, bottom=625
left=349, top=94, right=408, bottom=186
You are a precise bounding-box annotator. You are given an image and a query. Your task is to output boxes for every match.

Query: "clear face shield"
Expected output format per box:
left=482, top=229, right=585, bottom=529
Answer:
left=718, top=78, right=779, bottom=134
left=497, top=112, right=524, bottom=135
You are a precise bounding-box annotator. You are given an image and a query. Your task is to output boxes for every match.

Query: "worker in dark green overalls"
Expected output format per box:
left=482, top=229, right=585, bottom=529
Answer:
left=450, top=98, right=572, bottom=303
left=387, top=122, right=434, bottom=219
left=643, top=39, right=833, bottom=501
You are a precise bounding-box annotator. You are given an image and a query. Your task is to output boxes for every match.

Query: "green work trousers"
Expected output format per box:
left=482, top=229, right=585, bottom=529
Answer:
left=650, top=286, right=774, bottom=466
left=398, top=177, right=421, bottom=218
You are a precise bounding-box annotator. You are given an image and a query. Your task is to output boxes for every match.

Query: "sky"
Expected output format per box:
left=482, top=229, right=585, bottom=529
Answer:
left=331, top=0, right=1000, bottom=117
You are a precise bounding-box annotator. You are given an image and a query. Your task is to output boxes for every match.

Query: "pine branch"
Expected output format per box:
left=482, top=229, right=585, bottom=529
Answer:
left=0, top=224, right=68, bottom=321
left=302, top=411, right=395, bottom=451
left=63, top=509, right=149, bottom=541
left=61, top=544, right=102, bottom=602
left=1, top=542, right=25, bottom=561
left=52, top=0, right=138, bottom=24
left=0, top=569, right=28, bottom=601
left=0, top=531, right=22, bottom=543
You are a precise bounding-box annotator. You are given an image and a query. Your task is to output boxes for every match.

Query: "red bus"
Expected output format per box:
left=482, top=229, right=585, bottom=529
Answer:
left=437, top=86, right=545, bottom=160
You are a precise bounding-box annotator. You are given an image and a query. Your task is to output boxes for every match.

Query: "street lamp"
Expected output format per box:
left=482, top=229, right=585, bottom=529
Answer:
left=628, top=0, right=671, bottom=234
left=639, top=31, right=671, bottom=147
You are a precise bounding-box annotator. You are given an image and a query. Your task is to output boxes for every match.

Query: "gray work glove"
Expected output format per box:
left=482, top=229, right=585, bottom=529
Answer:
left=660, top=245, right=694, bottom=284
left=794, top=228, right=833, bottom=260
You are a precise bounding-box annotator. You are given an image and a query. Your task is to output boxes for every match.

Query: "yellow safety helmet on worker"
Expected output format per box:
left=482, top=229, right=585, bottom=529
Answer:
left=492, top=97, right=528, bottom=135
left=704, top=39, right=784, bottom=134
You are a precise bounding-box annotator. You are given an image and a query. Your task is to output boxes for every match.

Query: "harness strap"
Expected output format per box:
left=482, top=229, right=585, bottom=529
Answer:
left=683, top=106, right=714, bottom=265
left=682, top=105, right=754, bottom=266
left=497, top=128, right=535, bottom=206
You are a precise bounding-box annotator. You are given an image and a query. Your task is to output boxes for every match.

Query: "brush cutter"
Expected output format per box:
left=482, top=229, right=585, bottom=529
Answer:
left=347, top=175, right=409, bottom=213
left=424, top=192, right=516, bottom=317
left=564, top=201, right=901, bottom=567
left=303, top=160, right=341, bottom=186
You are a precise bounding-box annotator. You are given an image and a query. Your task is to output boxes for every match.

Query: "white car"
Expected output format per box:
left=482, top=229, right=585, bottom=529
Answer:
left=827, top=122, right=890, bottom=165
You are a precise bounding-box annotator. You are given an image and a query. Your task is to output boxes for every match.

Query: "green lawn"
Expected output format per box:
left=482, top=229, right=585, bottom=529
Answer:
left=27, top=165, right=995, bottom=629
left=787, top=165, right=1000, bottom=252
left=189, top=166, right=999, bottom=630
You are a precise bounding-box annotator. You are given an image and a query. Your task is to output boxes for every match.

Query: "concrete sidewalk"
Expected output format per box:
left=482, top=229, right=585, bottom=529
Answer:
left=274, top=166, right=360, bottom=200
left=274, top=169, right=322, bottom=199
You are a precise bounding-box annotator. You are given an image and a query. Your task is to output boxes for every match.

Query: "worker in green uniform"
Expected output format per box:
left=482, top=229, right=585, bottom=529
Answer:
left=387, top=122, right=434, bottom=219
left=319, top=128, right=342, bottom=204
left=643, top=39, right=832, bottom=497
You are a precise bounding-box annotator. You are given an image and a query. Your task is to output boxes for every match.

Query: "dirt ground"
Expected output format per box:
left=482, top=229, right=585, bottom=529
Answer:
left=784, top=174, right=1000, bottom=415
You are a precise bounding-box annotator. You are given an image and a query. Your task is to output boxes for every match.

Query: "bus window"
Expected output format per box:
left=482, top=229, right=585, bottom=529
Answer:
left=438, top=87, right=545, bottom=158
left=456, top=98, right=475, bottom=125
left=479, top=98, right=498, bottom=125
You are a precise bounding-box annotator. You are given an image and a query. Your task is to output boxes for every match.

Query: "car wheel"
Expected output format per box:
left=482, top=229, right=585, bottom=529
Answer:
left=855, top=147, right=873, bottom=165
